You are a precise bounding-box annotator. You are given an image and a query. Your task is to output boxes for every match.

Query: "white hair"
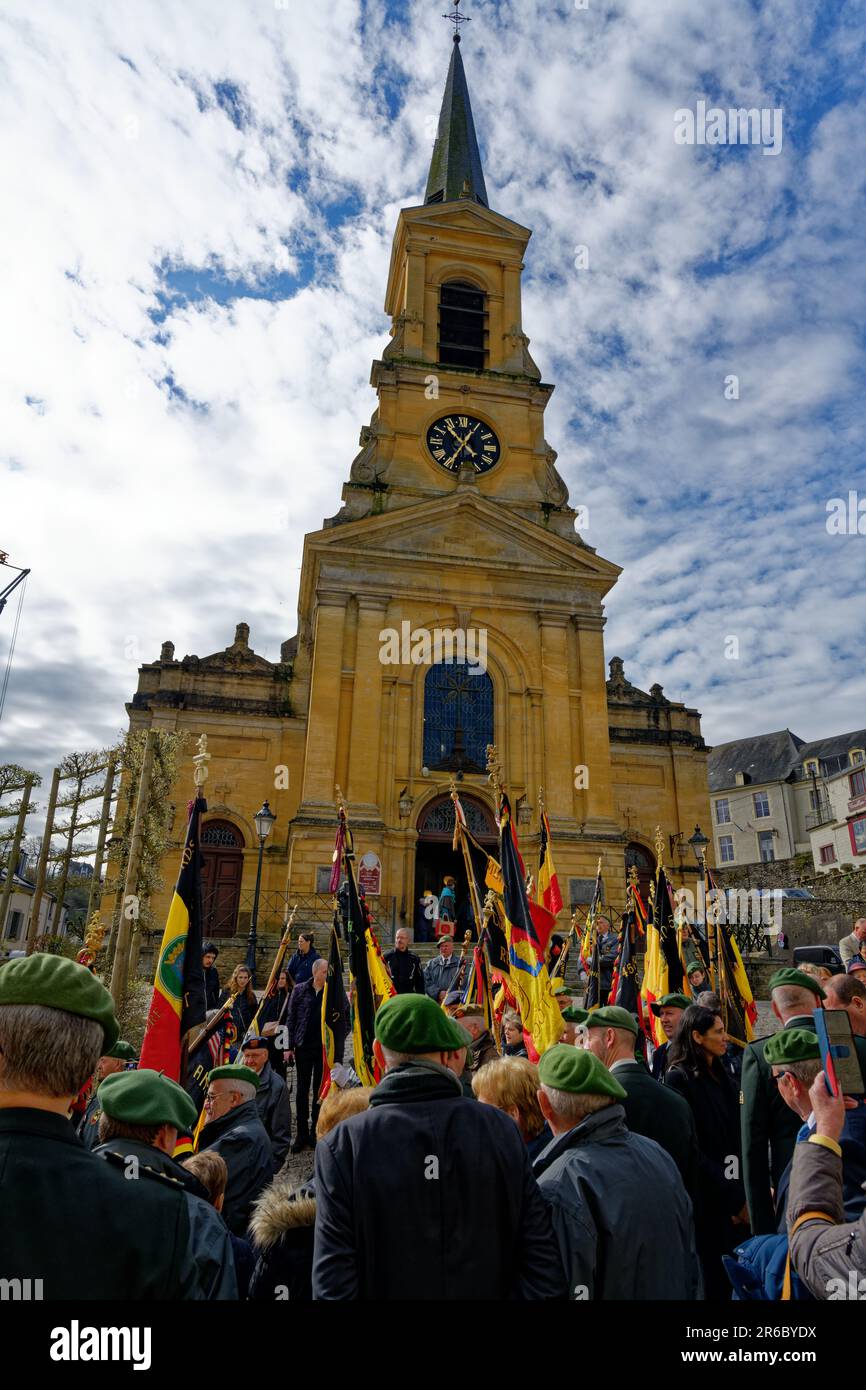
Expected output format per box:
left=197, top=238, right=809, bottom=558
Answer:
left=540, top=1084, right=613, bottom=1124
left=227, top=1079, right=257, bottom=1105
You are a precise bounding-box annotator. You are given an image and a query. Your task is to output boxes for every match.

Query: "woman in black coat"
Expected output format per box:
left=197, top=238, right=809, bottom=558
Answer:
left=219, top=964, right=258, bottom=1053
left=665, top=1004, right=749, bottom=1300
left=259, top=968, right=292, bottom=1079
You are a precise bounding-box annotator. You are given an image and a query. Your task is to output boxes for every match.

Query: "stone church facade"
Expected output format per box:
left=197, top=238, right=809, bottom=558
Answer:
left=124, top=36, right=710, bottom=941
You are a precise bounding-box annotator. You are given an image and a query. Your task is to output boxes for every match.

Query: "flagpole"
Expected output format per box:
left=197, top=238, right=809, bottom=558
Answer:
left=243, top=901, right=298, bottom=1044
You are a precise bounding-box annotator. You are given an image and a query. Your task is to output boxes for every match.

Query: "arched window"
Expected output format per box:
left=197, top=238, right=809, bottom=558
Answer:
left=201, top=820, right=244, bottom=848
left=423, top=661, right=493, bottom=773
left=438, top=280, right=487, bottom=370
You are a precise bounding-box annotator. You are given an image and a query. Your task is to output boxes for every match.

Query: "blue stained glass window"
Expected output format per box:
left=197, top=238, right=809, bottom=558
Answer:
left=423, top=662, right=493, bottom=772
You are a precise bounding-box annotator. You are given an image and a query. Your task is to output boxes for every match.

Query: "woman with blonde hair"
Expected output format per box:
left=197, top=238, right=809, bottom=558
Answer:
left=219, top=963, right=258, bottom=1044
left=472, top=1056, right=552, bottom=1160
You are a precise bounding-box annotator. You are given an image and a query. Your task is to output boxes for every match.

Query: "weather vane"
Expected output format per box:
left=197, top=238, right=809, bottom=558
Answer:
left=443, top=1, right=470, bottom=43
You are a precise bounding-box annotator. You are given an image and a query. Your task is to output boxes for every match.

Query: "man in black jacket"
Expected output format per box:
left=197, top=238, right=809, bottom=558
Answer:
left=287, top=958, right=328, bottom=1150
left=383, top=928, right=425, bottom=994
left=202, top=941, right=221, bottom=1011
left=0, top=955, right=200, bottom=1299
left=312, top=993, right=566, bottom=1300
left=199, top=1063, right=274, bottom=1236
left=583, top=1004, right=698, bottom=1197
left=240, top=1034, right=292, bottom=1169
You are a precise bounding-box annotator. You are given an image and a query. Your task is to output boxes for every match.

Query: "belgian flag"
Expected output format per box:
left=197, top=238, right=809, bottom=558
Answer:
left=340, top=838, right=382, bottom=1087
left=499, top=793, right=561, bottom=1057
left=538, top=810, right=563, bottom=916
left=139, top=795, right=207, bottom=1081
left=705, top=863, right=757, bottom=1047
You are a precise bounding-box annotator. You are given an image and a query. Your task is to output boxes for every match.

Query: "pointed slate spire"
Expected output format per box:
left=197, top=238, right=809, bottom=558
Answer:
left=424, top=35, right=489, bottom=208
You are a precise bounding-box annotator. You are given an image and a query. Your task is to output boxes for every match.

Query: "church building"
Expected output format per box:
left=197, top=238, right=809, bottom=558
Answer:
left=125, top=32, right=711, bottom=941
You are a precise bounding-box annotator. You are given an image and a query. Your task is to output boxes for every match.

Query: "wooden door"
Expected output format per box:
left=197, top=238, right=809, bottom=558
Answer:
left=200, top=820, right=244, bottom=938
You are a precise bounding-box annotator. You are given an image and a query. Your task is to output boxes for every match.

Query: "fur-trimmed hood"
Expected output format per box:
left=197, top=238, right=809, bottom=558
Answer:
left=249, top=1178, right=316, bottom=1250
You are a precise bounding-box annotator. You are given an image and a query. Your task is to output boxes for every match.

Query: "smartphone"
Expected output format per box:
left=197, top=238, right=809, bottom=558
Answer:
left=814, top=1009, right=865, bottom=1097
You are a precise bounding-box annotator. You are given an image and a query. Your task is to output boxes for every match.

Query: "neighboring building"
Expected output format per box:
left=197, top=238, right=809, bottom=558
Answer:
left=0, top=857, right=67, bottom=944
left=807, top=745, right=866, bottom=873
left=709, top=727, right=866, bottom=869
left=118, top=33, right=712, bottom=940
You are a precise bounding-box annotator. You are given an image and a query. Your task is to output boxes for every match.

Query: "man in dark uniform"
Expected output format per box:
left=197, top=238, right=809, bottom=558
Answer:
left=199, top=1062, right=273, bottom=1236
left=649, top=992, right=690, bottom=1079
left=77, top=1038, right=137, bottom=1150
left=383, top=928, right=425, bottom=995
left=240, top=1033, right=292, bottom=1169
left=202, top=941, right=221, bottom=1011
left=0, top=955, right=200, bottom=1299
left=287, top=957, right=328, bottom=1150
left=95, top=1068, right=238, bottom=1298
left=583, top=1004, right=698, bottom=1197
left=740, top=966, right=866, bottom=1234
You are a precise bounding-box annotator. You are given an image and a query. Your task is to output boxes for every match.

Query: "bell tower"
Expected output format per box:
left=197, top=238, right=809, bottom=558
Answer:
left=330, top=21, right=578, bottom=538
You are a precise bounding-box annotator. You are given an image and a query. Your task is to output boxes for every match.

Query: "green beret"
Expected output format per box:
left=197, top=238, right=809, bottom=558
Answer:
left=98, top=1068, right=197, bottom=1131
left=0, top=955, right=118, bottom=1051
left=207, top=1064, right=261, bottom=1092
left=374, top=994, right=471, bottom=1054
left=649, top=993, right=690, bottom=1016
left=561, top=1005, right=589, bottom=1024
left=105, top=1039, right=137, bottom=1062
left=538, top=1044, right=627, bottom=1099
left=768, top=968, right=825, bottom=1000
left=763, top=1028, right=821, bottom=1067
left=585, top=1006, right=639, bottom=1037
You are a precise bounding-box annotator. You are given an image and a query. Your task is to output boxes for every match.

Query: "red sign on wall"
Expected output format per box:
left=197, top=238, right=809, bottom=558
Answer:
left=358, top=852, right=381, bottom=896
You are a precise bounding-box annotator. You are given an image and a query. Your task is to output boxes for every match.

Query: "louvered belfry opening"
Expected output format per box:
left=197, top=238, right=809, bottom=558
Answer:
left=438, top=279, right=487, bottom=369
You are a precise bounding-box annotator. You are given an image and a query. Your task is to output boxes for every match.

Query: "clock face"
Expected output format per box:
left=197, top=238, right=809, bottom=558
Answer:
left=426, top=414, right=501, bottom=474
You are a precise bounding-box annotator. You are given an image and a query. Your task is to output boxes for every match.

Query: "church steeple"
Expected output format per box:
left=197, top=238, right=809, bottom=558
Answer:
left=424, top=22, right=489, bottom=209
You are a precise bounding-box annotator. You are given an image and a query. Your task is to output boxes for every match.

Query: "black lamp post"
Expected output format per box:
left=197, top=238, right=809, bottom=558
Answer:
left=245, top=800, right=276, bottom=986
left=688, top=824, right=709, bottom=865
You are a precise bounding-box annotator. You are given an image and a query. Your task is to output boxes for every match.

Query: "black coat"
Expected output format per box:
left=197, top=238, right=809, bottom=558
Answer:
left=611, top=1060, right=698, bottom=1197
left=666, top=1059, right=746, bottom=1300
left=312, top=1060, right=566, bottom=1300
left=0, top=1108, right=199, bottom=1300
left=383, top=947, right=426, bottom=995
left=199, top=1099, right=274, bottom=1237
left=204, top=964, right=221, bottom=1012
left=287, top=947, right=321, bottom=986
left=254, top=1062, right=293, bottom=1169
left=95, top=1137, right=238, bottom=1298
left=248, top=1178, right=316, bottom=1302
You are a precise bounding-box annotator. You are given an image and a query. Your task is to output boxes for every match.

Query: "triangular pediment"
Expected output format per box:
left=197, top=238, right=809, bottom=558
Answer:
left=401, top=198, right=530, bottom=242
left=303, top=490, right=620, bottom=596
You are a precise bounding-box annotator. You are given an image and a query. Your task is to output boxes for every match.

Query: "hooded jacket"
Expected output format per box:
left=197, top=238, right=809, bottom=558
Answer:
left=533, top=1104, right=701, bottom=1301
left=248, top=1177, right=317, bottom=1301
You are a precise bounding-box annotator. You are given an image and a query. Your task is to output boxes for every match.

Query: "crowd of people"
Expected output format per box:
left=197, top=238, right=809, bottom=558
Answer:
left=2, top=917, right=866, bottom=1302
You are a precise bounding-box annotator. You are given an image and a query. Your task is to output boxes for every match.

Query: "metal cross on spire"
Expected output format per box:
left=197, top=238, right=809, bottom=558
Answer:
left=443, top=1, right=470, bottom=43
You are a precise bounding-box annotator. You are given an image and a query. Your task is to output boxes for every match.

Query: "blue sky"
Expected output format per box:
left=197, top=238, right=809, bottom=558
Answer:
left=2, top=0, right=865, bottom=804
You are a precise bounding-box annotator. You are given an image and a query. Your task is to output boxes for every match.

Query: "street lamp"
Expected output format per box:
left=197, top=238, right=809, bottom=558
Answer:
left=688, top=824, right=709, bottom=865
left=245, top=800, right=277, bottom=986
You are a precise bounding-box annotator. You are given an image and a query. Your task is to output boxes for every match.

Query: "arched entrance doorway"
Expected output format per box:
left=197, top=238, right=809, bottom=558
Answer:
left=413, top=794, right=497, bottom=942
left=201, top=820, right=245, bottom=938
left=624, top=841, right=654, bottom=901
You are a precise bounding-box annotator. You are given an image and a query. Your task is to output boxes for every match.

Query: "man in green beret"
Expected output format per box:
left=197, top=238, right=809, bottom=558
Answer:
left=532, top=1045, right=701, bottom=1299
left=559, top=1004, right=589, bottom=1047
left=94, top=1068, right=238, bottom=1297
left=649, top=993, right=690, bottom=1079
left=583, top=1006, right=698, bottom=1197
left=76, top=1038, right=137, bottom=1151
left=199, top=1063, right=273, bottom=1236
left=764, top=1027, right=866, bottom=1229
left=0, top=955, right=200, bottom=1298
left=741, top=967, right=835, bottom=1233
left=312, top=993, right=566, bottom=1301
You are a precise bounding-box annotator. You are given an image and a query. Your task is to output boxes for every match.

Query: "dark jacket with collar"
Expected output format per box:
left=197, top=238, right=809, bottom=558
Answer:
left=94, top=1137, right=238, bottom=1299
left=533, top=1104, right=701, bottom=1300
left=423, top=953, right=461, bottom=1001
left=383, top=947, right=426, bottom=995
left=0, top=1108, right=199, bottom=1300
left=287, top=978, right=324, bottom=1052
left=287, top=947, right=321, bottom=986
left=610, top=1058, right=698, bottom=1197
left=199, top=1098, right=274, bottom=1236
left=254, top=1061, right=293, bottom=1169
left=312, top=1059, right=566, bottom=1301
left=204, top=963, right=221, bottom=1011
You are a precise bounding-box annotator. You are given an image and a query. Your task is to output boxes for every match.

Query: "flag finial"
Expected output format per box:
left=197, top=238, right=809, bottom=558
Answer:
left=193, top=733, right=210, bottom=789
